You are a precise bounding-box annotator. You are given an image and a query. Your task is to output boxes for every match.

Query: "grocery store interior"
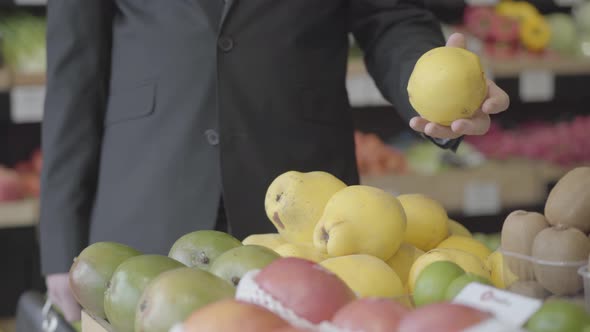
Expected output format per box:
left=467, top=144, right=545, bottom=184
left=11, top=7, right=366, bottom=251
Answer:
left=1, top=0, right=590, bottom=332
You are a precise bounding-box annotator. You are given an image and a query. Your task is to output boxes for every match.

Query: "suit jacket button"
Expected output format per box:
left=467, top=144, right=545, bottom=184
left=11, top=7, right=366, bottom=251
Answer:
left=205, top=129, right=219, bottom=146
left=218, top=36, right=234, bottom=52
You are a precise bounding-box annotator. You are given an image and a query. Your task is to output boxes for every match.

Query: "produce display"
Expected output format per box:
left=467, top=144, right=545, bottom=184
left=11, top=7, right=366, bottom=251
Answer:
left=68, top=166, right=590, bottom=332
left=499, top=167, right=590, bottom=301
left=462, top=1, right=590, bottom=58
left=465, top=116, right=590, bottom=168
left=354, top=131, right=407, bottom=176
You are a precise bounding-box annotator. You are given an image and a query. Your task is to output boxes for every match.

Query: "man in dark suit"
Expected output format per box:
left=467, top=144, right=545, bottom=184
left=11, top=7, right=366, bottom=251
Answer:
left=40, top=0, right=509, bottom=320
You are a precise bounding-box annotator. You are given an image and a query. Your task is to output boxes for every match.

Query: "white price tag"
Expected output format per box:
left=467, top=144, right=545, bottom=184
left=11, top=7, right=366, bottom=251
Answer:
left=464, top=319, right=528, bottom=332
left=465, top=0, right=499, bottom=5
left=453, top=283, right=543, bottom=327
left=10, top=86, right=46, bottom=123
left=463, top=181, right=501, bottom=216
left=519, top=70, right=555, bottom=102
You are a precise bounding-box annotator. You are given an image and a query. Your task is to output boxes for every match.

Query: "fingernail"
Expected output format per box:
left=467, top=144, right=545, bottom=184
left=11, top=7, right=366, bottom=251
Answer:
left=453, top=123, right=464, bottom=132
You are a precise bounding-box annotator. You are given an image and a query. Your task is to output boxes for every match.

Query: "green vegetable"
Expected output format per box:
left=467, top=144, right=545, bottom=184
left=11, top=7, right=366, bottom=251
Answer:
left=0, top=11, right=46, bottom=73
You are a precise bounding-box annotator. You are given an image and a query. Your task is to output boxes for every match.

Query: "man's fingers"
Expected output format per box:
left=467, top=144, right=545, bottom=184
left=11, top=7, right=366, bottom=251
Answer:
left=482, top=79, right=510, bottom=114
left=451, top=111, right=491, bottom=136
left=409, top=117, right=429, bottom=132
left=424, top=122, right=462, bottom=139
left=446, top=32, right=466, bottom=49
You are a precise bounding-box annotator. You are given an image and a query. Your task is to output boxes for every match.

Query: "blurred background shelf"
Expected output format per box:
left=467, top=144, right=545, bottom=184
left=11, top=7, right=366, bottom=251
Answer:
left=0, top=198, right=38, bottom=229
left=0, top=0, right=45, bottom=6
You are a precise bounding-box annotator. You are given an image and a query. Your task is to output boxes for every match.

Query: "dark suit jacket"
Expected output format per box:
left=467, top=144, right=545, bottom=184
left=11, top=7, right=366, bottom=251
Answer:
left=39, top=0, right=445, bottom=274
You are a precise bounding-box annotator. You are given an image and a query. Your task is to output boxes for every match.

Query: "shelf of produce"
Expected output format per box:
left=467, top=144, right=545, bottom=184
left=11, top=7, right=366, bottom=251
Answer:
left=0, top=198, right=38, bottom=229
left=360, top=160, right=559, bottom=218
left=0, top=0, right=46, bottom=6
left=346, top=55, right=590, bottom=107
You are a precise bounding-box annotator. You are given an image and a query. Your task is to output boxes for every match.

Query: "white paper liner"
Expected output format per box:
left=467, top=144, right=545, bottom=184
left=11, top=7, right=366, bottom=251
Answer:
left=461, top=319, right=527, bottom=332
left=235, top=269, right=352, bottom=332
left=168, top=323, right=185, bottom=332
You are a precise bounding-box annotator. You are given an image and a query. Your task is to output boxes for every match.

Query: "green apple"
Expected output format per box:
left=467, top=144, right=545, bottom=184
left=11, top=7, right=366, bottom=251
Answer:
left=168, top=230, right=242, bottom=270
left=445, top=273, right=492, bottom=301
left=209, top=245, right=281, bottom=286
left=413, top=261, right=466, bottom=307
left=526, top=300, right=590, bottom=332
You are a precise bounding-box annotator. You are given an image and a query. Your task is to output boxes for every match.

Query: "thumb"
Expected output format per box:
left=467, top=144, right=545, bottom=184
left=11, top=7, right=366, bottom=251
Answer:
left=446, top=32, right=466, bottom=49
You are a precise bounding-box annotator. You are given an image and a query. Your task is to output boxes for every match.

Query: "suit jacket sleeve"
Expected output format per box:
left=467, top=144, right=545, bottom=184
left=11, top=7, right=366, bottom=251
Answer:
left=350, top=1, right=462, bottom=150
left=39, top=0, right=113, bottom=275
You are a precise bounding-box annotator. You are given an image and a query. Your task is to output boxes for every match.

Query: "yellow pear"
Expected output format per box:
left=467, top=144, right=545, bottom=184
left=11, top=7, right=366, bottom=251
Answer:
left=437, top=236, right=492, bottom=262
left=313, top=185, right=406, bottom=261
left=273, top=243, right=328, bottom=263
left=398, top=194, right=449, bottom=252
left=385, top=243, right=425, bottom=286
left=447, top=219, right=472, bottom=237
left=407, top=46, right=487, bottom=126
left=408, top=248, right=491, bottom=294
left=264, top=171, right=346, bottom=244
left=242, top=233, right=286, bottom=251
left=320, top=254, right=405, bottom=298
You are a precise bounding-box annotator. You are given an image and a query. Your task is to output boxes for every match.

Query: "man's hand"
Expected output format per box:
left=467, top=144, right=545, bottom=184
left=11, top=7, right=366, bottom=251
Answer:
left=46, top=273, right=81, bottom=322
left=409, top=33, right=510, bottom=140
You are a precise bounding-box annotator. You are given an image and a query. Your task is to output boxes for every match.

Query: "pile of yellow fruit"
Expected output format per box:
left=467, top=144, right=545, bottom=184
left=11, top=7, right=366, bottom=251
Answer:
left=244, top=171, right=517, bottom=304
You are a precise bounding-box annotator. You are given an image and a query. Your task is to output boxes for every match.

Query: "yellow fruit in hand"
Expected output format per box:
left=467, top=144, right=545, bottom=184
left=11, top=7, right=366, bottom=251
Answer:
left=313, top=185, right=406, bottom=260
left=407, top=47, right=487, bottom=126
left=386, top=243, right=425, bottom=286
left=408, top=248, right=491, bottom=294
left=447, top=219, right=472, bottom=237
left=273, top=243, right=328, bottom=263
left=437, top=236, right=492, bottom=262
left=265, top=171, right=346, bottom=244
left=320, top=254, right=405, bottom=298
left=398, top=194, right=449, bottom=252
left=242, top=233, right=286, bottom=250
left=487, top=251, right=519, bottom=289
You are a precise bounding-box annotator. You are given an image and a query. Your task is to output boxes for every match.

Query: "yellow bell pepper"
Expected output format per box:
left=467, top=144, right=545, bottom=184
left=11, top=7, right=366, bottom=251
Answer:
left=496, top=1, right=540, bottom=23
left=520, top=14, right=551, bottom=52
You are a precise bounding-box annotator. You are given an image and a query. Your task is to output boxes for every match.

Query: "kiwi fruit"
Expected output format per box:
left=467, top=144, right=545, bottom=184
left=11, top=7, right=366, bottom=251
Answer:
left=532, top=226, right=590, bottom=296
left=545, top=167, right=590, bottom=233
left=508, top=281, right=550, bottom=299
left=501, top=210, right=549, bottom=280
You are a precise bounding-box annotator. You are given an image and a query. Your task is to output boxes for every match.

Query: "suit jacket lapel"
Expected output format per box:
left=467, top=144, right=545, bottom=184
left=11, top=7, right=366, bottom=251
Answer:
left=219, top=0, right=236, bottom=30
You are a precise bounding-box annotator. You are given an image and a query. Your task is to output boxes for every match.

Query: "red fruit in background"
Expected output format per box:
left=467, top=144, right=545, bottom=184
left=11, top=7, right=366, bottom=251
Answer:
left=332, top=298, right=410, bottom=332
left=490, top=14, right=520, bottom=42
left=14, top=161, right=33, bottom=174
left=485, top=41, right=519, bottom=59
left=464, top=6, right=496, bottom=40
left=20, top=172, right=40, bottom=197
left=183, top=299, right=289, bottom=332
left=0, top=167, right=26, bottom=202
left=398, top=303, right=491, bottom=332
left=253, top=257, right=356, bottom=324
left=31, top=149, right=42, bottom=174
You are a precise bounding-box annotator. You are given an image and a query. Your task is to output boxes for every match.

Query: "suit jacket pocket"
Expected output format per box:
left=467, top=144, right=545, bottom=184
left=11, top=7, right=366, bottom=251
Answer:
left=105, top=80, right=157, bottom=126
